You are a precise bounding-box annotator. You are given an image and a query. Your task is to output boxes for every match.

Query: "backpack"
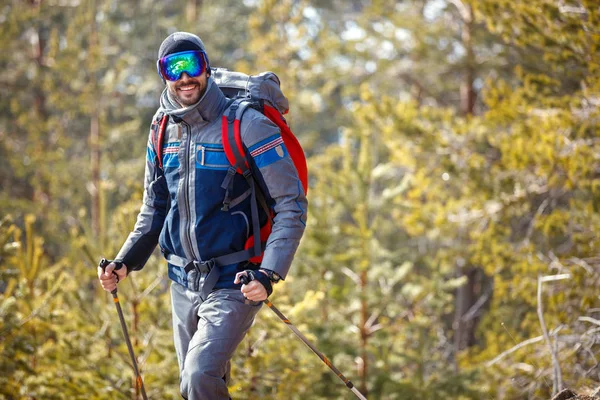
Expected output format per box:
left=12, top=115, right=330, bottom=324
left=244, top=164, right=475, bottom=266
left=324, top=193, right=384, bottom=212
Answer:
left=151, top=68, right=308, bottom=264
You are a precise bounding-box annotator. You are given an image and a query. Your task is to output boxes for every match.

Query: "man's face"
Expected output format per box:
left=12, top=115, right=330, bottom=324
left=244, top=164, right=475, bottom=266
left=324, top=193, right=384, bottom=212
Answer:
left=166, top=70, right=208, bottom=107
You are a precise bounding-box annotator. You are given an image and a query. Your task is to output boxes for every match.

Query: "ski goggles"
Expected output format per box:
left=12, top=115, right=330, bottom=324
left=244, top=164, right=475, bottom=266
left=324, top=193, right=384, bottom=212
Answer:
left=157, top=50, right=208, bottom=81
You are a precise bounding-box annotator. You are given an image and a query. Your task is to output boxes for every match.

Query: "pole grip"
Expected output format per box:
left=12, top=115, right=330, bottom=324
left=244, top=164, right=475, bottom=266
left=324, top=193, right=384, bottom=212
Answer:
left=99, top=258, right=123, bottom=289
left=239, top=274, right=250, bottom=285
left=99, top=258, right=111, bottom=271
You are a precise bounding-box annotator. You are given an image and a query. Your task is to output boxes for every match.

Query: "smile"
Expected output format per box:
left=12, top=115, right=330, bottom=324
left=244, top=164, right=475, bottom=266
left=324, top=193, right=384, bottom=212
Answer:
left=178, top=84, right=197, bottom=92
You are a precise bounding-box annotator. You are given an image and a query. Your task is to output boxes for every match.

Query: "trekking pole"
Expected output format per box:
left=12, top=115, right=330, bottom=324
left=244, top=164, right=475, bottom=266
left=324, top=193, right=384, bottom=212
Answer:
left=240, top=275, right=368, bottom=400
left=99, top=258, right=148, bottom=400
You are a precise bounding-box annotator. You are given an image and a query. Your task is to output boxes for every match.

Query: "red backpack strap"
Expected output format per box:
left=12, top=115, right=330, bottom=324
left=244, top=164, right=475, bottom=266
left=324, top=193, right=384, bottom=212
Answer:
left=152, top=113, right=169, bottom=170
left=222, top=99, right=251, bottom=174
left=262, top=104, right=308, bottom=195
left=221, top=99, right=271, bottom=263
left=222, top=100, right=308, bottom=195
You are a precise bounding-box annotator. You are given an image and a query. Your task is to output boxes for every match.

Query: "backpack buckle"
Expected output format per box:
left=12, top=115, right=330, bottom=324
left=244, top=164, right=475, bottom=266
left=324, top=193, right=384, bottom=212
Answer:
left=227, top=103, right=239, bottom=123
left=221, top=167, right=237, bottom=212
left=193, top=259, right=214, bottom=274
left=184, top=259, right=215, bottom=274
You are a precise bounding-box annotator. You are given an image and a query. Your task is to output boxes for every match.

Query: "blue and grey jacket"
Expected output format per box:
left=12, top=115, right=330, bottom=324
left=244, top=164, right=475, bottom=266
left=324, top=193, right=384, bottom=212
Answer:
left=115, top=77, right=307, bottom=290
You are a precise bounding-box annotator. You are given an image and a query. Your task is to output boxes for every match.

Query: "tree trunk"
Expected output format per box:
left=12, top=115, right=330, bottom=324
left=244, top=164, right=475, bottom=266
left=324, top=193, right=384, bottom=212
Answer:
left=186, top=0, right=202, bottom=23
left=453, top=266, right=468, bottom=368
left=453, top=0, right=479, bottom=369
left=89, top=0, right=101, bottom=238
left=32, top=2, right=50, bottom=211
left=454, top=268, right=489, bottom=360
left=460, top=3, right=476, bottom=116
left=91, top=112, right=100, bottom=237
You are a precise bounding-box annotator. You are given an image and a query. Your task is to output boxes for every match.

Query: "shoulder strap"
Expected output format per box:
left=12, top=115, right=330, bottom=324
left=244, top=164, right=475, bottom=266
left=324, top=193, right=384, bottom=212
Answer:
left=221, top=98, right=271, bottom=213
left=222, top=98, right=253, bottom=175
left=221, top=99, right=272, bottom=262
left=152, top=113, right=169, bottom=170
left=262, top=104, right=308, bottom=195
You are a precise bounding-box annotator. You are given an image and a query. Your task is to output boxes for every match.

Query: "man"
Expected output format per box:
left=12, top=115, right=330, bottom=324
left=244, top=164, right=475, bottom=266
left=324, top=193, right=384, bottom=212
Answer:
left=98, top=31, right=307, bottom=399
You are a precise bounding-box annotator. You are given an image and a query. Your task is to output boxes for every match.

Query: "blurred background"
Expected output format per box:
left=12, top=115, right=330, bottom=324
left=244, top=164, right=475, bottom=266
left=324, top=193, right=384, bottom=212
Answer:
left=0, top=0, right=599, bottom=399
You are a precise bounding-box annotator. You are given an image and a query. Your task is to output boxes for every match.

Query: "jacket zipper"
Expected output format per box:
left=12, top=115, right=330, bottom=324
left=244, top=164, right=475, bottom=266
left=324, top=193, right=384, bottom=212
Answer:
left=180, top=121, right=198, bottom=261
left=198, top=144, right=230, bottom=168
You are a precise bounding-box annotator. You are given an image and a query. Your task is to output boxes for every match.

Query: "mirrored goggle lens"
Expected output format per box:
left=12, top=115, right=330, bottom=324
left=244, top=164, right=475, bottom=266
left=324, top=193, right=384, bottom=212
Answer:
left=159, top=50, right=206, bottom=81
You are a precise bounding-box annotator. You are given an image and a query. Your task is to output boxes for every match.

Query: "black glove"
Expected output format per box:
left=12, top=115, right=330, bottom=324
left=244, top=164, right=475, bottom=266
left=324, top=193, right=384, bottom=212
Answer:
left=239, top=269, right=273, bottom=298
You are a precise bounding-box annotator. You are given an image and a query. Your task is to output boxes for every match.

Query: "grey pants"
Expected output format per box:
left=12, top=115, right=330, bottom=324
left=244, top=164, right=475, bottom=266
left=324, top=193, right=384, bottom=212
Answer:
left=171, top=282, right=262, bottom=400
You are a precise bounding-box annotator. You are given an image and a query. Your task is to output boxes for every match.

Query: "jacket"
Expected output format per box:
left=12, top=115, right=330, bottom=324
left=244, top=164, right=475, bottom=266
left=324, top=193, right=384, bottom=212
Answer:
left=114, top=77, right=307, bottom=290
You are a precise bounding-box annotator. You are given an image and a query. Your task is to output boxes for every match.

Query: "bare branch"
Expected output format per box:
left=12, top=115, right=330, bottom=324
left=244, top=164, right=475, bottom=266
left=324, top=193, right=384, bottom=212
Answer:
left=523, top=198, right=550, bottom=246
left=578, top=316, right=600, bottom=327
left=365, top=309, right=381, bottom=330
left=486, top=335, right=545, bottom=367
left=139, top=274, right=165, bottom=300
left=249, top=330, right=268, bottom=355
left=341, top=267, right=361, bottom=285
left=447, top=0, right=470, bottom=21
left=485, top=325, right=600, bottom=368
left=548, top=252, right=567, bottom=272
left=368, top=324, right=383, bottom=335
left=557, top=0, right=588, bottom=15
left=540, top=274, right=571, bottom=283
left=568, top=257, right=594, bottom=274
left=462, top=283, right=493, bottom=322
left=94, top=319, right=110, bottom=340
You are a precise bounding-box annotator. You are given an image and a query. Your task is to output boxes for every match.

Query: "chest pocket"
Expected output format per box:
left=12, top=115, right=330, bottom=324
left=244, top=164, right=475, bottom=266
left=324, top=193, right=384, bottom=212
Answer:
left=162, top=142, right=180, bottom=168
left=196, top=144, right=230, bottom=170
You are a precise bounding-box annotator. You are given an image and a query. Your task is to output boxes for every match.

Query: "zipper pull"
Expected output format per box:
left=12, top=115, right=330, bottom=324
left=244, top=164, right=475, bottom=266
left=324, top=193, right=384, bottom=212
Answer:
left=200, top=145, right=206, bottom=165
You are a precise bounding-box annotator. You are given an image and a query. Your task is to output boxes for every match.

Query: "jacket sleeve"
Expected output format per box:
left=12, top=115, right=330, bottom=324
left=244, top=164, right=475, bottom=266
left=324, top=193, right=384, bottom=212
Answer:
left=242, top=112, right=308, bottom=279
left=114, top=130, right=169, bottom=273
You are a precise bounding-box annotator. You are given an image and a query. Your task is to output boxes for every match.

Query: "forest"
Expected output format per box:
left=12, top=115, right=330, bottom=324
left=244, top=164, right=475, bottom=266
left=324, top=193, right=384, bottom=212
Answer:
left=0, top=0, right=599, bottom=399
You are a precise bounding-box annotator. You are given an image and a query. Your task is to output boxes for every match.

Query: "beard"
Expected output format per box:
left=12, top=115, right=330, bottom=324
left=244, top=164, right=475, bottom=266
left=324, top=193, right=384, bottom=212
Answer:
left=168, top=75, right=207, bottom=107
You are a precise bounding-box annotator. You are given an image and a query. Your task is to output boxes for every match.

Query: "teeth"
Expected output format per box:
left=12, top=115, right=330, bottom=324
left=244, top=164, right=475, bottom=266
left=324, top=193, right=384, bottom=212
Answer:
left=179, top=85, right=196, bottom=91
